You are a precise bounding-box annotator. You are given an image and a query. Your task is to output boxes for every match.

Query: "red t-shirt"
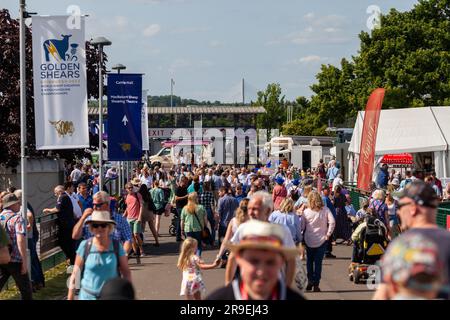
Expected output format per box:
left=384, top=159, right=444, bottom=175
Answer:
left=126, top=193, right=142, bottom=220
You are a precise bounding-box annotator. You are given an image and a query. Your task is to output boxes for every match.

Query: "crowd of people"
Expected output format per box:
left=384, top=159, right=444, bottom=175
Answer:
left=0, top=157, right=449, bottom=300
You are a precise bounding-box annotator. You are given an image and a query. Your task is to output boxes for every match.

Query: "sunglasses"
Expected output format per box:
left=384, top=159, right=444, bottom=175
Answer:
left=397, top=201, right=414, bottom=209
left=93, top=202, right=107, bottom=208
left=91, top=223, right=108, bottom=229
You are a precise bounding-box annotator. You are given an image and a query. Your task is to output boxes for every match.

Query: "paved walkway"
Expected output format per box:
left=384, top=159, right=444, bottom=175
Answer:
left=130, top=216, right=375, bottom=300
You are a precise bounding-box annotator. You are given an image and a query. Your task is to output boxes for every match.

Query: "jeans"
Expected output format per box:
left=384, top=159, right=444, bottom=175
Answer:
left=0, top=262, right=33, bottom=300
left=218, top=225, right=228, bottom=260
left=206, top=208, right=216, bottom=245
left=28, top=238, right=45, bottom=287
left=186, top=231, right=203, bottom=257
left=305, top=241, right=327, bottom=286
left=325, top=239, right=333, bottom=255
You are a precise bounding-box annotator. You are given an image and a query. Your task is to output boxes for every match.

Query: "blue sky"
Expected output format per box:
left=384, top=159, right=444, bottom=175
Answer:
left=3, top=0, right=418, bottom=102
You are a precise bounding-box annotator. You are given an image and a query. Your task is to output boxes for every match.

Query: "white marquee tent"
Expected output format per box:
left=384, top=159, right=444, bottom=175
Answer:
left=348, top=107, right=450, bottom=180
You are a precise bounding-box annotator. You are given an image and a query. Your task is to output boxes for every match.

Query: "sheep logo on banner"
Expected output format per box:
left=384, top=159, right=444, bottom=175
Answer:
left=43, top=34, right=78, bottom=62
left=49, top=120, right=75, bottom=137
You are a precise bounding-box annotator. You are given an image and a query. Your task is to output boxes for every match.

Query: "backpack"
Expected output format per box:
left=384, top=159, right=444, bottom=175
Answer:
left=0, top=215, right=15, bottom=265
left=290, top=186, right=300, bottom=201
left=79, top=237, right=121, bottom=297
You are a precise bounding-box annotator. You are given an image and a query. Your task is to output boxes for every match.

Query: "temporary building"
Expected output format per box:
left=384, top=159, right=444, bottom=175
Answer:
left=348, top=107, right=450, bottom=180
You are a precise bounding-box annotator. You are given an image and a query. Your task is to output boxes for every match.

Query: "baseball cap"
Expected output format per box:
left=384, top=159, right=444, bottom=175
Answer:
left=381, top=233, right=444, bottom=292
left=393, top=180, right=439, bottom=208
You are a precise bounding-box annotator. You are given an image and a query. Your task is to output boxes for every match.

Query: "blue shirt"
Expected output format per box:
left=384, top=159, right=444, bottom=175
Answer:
left=322, top=196, right=336, bottom=218
left=235, top=194, right=246, bottom=204
left=217, top=195, right=239, bottom=227
left=327, top=167, right=339, bottom=181
left=268, top=211, right=302, bottom=244
left=77, top=239, right=126, bottom=300
left=77, top=193, right=93, bottom=212
left=82, top=211, right=132, bottom=244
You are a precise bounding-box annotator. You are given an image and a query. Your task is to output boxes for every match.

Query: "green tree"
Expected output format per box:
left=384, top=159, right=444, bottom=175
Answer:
left=255, top=83, right=286, bottom=136
left=295, top=0, right=450, bottom=135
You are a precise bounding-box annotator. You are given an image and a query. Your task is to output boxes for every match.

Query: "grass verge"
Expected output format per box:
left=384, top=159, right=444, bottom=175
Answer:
left=0, top=263, right=69, bottom=300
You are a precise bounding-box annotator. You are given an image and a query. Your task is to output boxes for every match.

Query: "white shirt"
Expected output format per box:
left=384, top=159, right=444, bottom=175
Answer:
left=67, top=192, right=82, bottom=219
left=238, top=173, right=247, bottom=185
left=332, top=177, right=343, bottom=190
left=70, top=168, right=81, bottom=182
left=140, top=175, right=153, bottom=188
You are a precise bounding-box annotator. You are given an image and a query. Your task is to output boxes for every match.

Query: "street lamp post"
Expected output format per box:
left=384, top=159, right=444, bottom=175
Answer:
left=91, top=36, right=112, bottom=192
left=112, top=64, right=126, bottom=194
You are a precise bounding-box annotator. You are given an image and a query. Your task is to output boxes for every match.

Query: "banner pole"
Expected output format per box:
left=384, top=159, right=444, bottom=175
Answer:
left=19, top=0, right=30, bottom=279
left=98, top=46, right=104, bottom=191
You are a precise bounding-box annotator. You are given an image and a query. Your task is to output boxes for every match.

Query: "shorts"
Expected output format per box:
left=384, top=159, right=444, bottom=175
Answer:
left=154, top=207, right=165, bottom=216
left=128, top=219, right=142, bottom=234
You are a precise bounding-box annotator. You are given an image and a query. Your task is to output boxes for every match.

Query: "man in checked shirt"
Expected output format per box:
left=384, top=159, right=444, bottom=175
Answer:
left=72, top=191, right=132, bottom=254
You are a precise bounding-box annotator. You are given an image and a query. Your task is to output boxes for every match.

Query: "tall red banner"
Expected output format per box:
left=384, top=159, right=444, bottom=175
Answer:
left=357, top=88, right=386, bottom=191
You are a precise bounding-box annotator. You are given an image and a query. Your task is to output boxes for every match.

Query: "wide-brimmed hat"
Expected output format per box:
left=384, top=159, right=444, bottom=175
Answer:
left=226, top=220, right=298, bottom=259
left=85, top=210, right=116, bottom=226
left=2, top=193, right=20, bottom=209
left=131, top=177, right=141, bottom=186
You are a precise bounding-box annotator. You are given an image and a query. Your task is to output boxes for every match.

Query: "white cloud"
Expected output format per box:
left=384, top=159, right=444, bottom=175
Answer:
left=115, top=16, right=128, bottom=28
left=278, top=13, right=350, bottom=45
left=265, top=39, right=281, bottom=46
left=199, top=60, right=214, bottom=67
left=324, top=27, right=339, bottom=33
left=287, top=55, right=329, bottom=65
left=209, top=40, right=224, bottom=48
left=171, top=26, right=209, bottom=34
left=168, top=58, right=191, bottom=74
left=304, top=12, right=315, bottom=20
left=143, top=24, right=161, bottom=37
left=299, top=55, right=327, bottom=64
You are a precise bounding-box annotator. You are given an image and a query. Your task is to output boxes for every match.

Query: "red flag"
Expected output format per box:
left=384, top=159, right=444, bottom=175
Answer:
left=357, top=88, right=386, bottom=191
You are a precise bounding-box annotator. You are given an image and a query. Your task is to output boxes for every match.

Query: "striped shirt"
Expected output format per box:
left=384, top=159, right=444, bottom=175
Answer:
left=82, top=210, right=132, bottom=244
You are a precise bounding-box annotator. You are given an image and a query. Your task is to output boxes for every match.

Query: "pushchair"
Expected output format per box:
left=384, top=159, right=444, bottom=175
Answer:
left=348, top=215, right=389, bottom=284
left=169, top=207, right=179, bottom=236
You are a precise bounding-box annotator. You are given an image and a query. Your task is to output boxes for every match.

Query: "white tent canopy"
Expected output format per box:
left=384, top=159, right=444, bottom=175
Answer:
left=349, top=107, right=450, bottom=179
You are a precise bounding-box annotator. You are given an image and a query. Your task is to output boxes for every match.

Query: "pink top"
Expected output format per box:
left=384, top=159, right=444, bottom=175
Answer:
left=303, top=207, right=335, bottom=248
left=125, top=193, right=143, bottom=220
left=272, top=185, right=287, bottom=211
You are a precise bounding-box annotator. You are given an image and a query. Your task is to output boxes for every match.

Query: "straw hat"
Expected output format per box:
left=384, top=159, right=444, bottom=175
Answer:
left=131, top=177, right=141, bottom=186
left=2, top=193, right=20, bottom=209
left=85, top=210, right=116, bottom=225
left=226, top=220, right=298, bottom=259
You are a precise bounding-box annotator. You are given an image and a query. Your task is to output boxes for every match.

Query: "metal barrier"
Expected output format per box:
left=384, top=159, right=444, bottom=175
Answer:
left=3, top=213, right=65, bottom=291
left=345, top=184, right=450, bottom=229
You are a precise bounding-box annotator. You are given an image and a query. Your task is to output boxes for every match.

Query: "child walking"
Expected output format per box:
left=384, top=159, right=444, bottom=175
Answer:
left=177, top=237, right=219, bottom=300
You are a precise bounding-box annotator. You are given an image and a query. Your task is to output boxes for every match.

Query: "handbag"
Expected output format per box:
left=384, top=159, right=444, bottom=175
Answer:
left=193, top=209, right=212, bottom=244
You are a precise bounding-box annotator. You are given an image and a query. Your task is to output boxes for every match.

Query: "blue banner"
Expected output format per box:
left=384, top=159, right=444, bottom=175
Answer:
left=107, top=74, right=143, bottom=160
